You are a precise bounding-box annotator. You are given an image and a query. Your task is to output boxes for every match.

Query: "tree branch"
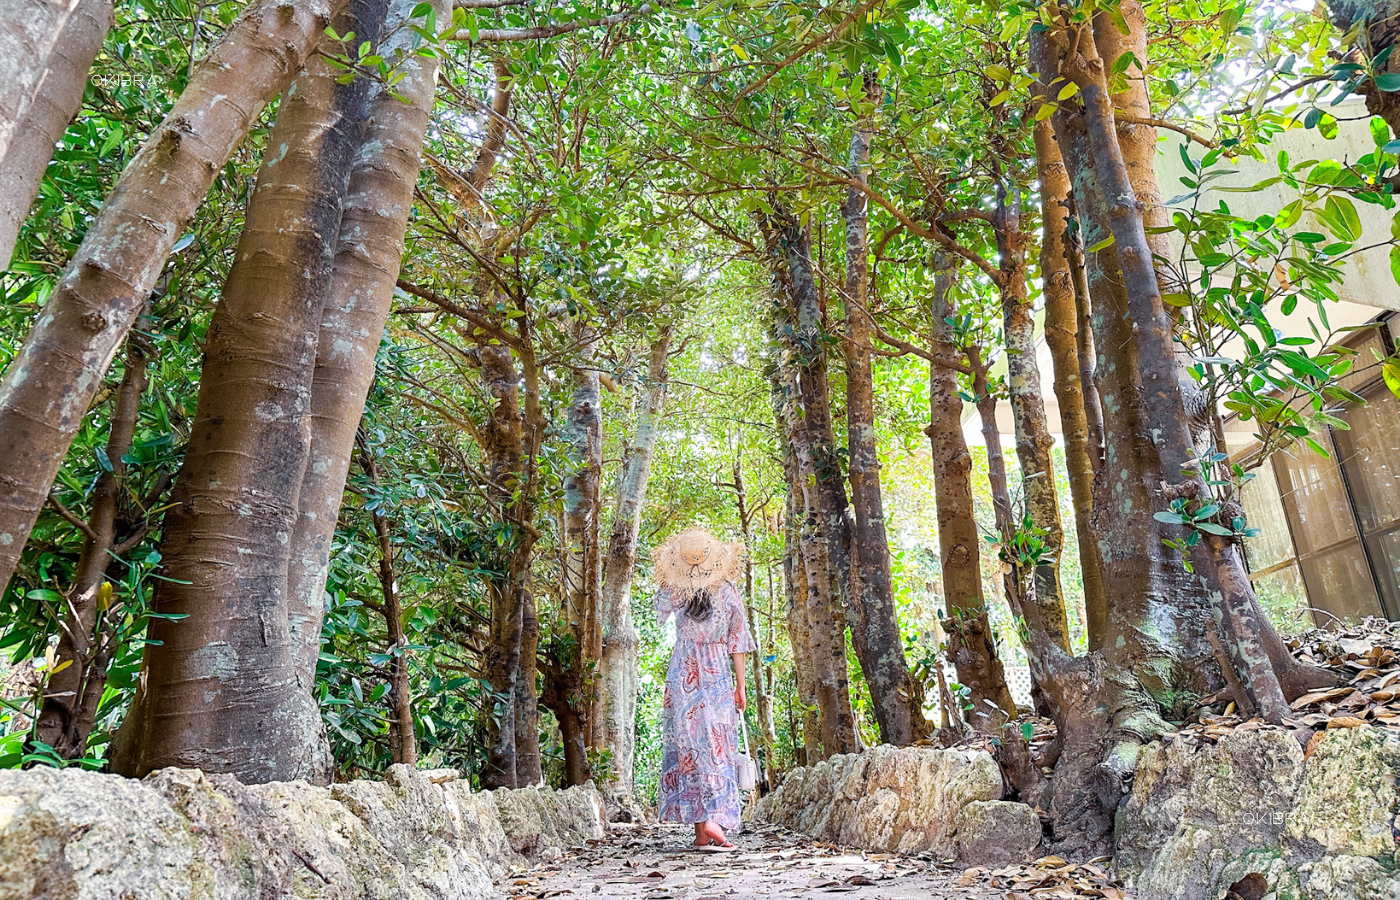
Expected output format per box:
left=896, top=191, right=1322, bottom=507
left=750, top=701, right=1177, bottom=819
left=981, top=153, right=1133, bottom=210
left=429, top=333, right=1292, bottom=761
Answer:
left=452, top=3, right=655, bottom=42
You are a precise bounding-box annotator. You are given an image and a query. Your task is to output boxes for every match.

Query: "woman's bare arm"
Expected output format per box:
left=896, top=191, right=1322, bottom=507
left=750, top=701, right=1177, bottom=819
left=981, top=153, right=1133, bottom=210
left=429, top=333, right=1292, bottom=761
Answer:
left=732, top=652, right=747, bottom=710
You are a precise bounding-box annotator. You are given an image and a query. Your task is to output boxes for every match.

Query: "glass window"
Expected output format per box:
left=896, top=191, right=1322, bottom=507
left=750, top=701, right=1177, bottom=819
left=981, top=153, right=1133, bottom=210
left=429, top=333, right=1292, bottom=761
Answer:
left=1333, top=381, right=1400, bottom=618
left=1272, top=433, right=1384, bottom=621
left=1252, top=563, right=1312, bottom=634
left=1239, top=457, right=1297, bottom=572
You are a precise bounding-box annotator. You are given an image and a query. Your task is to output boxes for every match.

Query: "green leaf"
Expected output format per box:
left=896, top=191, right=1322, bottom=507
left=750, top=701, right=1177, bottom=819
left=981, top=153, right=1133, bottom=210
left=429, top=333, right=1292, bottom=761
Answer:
left=1153, top=511, right=1187, bottom=525
left=1376, top=73, right=1400, bottom=91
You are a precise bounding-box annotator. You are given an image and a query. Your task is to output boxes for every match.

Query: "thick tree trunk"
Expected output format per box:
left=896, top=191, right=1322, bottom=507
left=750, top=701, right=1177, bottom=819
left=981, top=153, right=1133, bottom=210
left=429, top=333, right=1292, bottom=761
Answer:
left=34, top=333, right=149, bottom=758
left=1332, top=0, right=1400, bottom=137
left=110, top=0, right=381, bottom=784
left=1033, top=117, right=1108, bottom=651
left=1013, top=25, right=1335, bottom=856
left=767, top=227, right=860, bottom=758
left=0, top=0, right=346, bottom=596
left=995, top=186, right=1070, bottom=652
left=287, top=0, right=452, bottom=682
left=766, top=210, right=863, bottom=685
left=359, top=444, right=416, bottom=766
left=1063, top=22, right=1292, bottom=721
left=480, top=342, right=527, bottom=789
left=926, top=266, right=1017, bottom=728
left=840, top=82, right=927, bottom=746
left=0, top=0, right=112, bottom=272
left=597, top=325, right=670, bottom=800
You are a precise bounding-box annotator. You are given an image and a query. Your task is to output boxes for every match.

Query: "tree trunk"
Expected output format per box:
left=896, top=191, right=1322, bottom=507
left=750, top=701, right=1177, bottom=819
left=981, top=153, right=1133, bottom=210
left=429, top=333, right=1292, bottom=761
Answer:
left=0, top=0, right=112, bottom=271
left=969, top=348, right=1019, bottom=614
left=766, top=209, right=862, bottom=681
left=1332, top=0, right=1400, bottom=138
left=1012, top=25, right=1335, bottom=855
left=515, top=586, right=543, bottom=786
left=110, top=0, right=382, bottom=784
left=995, top=183, right=1070, bottom=652
left=597, top=324, right=670, bottom=800
left=926, top=265, right=1017, bottom=729
left=732, top=455, right=777, bottom=780
left=767, top=225, right=859, bottom=758
left=480, top=342, right=526, bottom=789
left=1062, top=21, right=1292, bottom=721
left=840, top=77, right=927, bottom=746
left=359, top=443, right=416, bottom=766
left=34, top=332, right=149, bottom=758
left=287, top=0, right=453, bottom=683
left=1032, top=117, right=1108, bottom=651
left=0, top=0, right=346, bottom=596
left=782, top=463, right=821, bottom=764
left=552, top=325, right=602, bottom=786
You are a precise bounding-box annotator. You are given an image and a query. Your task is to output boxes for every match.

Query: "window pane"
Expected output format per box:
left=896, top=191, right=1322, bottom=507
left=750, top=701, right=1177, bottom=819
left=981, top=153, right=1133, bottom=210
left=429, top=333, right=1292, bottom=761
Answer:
left=1239, top=459, right=1297, bottom=571
left=1334, top=382, right=1400, bottom=534
left=1365, top=527, right=1400, bottom=620
left=1252, top=563, right=1313, bottom=633
left=1272, top=437, right=1362, bottom=556
left=1299, top=543, right=1383, bottom=623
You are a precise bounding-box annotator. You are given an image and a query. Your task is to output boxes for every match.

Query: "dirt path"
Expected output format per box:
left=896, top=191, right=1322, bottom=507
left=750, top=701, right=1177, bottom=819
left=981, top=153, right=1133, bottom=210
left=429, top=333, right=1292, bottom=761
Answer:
left=498, top=822, right=1131, bottom=900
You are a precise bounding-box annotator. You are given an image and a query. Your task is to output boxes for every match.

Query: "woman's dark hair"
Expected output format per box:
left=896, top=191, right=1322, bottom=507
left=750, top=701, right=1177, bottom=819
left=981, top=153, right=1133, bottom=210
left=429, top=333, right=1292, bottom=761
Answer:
left=684, top=588, right=713, bottom=622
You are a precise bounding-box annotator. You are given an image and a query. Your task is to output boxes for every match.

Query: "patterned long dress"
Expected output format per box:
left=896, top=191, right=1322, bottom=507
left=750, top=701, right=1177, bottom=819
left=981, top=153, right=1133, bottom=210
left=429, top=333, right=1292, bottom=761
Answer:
left=655, top=581, right=756, bottom=829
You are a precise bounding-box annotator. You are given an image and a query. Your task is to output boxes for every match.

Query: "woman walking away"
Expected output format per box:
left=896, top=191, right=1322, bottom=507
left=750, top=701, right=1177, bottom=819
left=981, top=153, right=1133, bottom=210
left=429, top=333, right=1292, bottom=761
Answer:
left=653, top=528, right=756, bottom=852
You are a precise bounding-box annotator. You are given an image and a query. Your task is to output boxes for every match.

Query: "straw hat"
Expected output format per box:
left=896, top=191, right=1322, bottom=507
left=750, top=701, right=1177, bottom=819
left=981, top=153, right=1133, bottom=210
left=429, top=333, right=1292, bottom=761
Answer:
left=652, top=528, right=745, bottom=596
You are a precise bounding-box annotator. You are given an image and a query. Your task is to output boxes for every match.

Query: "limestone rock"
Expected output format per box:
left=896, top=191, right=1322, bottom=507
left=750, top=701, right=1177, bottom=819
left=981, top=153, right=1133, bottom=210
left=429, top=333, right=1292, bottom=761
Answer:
left=0, top=764, right=605, bottom=900
left=1115, top=725, right=1400, bottom=900
left=492, top=781, right=606, bottom=860
left=954, top=800, right=1041, bottom=866
left=755, top=744, right=1004, bottom=857
left=0, top=766, right=198, bottom=900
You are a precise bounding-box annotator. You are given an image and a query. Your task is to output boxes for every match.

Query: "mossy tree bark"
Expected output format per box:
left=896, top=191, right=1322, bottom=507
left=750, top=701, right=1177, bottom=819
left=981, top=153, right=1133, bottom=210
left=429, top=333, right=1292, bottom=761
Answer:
left=840, top=73, right=928, bottom=746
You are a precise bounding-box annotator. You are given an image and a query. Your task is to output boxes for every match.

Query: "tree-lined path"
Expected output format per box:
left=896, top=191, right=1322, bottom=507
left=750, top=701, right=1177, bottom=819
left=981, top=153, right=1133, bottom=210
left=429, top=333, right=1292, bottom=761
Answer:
left=3, top=0, right=1400, bottom=896
left=503, top=822, right=1125, bottom=899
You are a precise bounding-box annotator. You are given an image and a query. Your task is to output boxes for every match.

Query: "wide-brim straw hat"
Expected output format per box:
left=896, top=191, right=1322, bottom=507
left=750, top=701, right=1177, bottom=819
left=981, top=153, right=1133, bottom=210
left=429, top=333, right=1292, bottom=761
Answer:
left=652, top=528, right=745, bottom=596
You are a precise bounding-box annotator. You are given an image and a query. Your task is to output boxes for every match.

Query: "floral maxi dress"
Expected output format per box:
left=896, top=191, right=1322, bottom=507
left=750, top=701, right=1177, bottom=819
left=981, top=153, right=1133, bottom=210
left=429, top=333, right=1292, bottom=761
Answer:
left=656, top=581, right=757, bottom=830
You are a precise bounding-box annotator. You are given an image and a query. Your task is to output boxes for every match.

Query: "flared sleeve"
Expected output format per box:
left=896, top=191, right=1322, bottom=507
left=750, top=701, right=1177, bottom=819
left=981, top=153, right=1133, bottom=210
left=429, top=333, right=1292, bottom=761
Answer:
left=654, top=588, right=686, bottom=627
left=725, top=583, right=757, bottom=654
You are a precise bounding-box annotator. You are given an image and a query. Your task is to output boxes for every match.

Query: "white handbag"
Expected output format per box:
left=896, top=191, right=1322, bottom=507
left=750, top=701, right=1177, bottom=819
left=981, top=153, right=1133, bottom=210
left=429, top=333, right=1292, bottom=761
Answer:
left=736, top=714, right=759, bottom=791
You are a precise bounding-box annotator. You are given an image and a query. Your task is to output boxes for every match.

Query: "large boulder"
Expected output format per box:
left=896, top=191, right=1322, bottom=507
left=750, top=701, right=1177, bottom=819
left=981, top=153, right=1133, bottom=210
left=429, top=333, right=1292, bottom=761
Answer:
left=1115, top=725, right=1400, bottom=900
left=0, top=764, right=604, bottom=900
left=754, top=744, right=1017, bottom=859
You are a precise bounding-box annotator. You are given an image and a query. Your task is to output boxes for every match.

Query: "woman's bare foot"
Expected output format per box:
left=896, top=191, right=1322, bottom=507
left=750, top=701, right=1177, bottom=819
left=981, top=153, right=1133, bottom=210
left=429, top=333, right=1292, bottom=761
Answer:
left=703, top=822, right=729, bottom=846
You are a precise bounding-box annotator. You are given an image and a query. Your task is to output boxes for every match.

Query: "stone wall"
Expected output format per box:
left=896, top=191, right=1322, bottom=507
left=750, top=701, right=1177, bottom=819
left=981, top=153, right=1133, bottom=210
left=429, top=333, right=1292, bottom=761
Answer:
left=1116, top=725, right=1400, bottom=900
left=753, top=744, right=1041, bottom=865
left=0, top=763, right=604, bottom=900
